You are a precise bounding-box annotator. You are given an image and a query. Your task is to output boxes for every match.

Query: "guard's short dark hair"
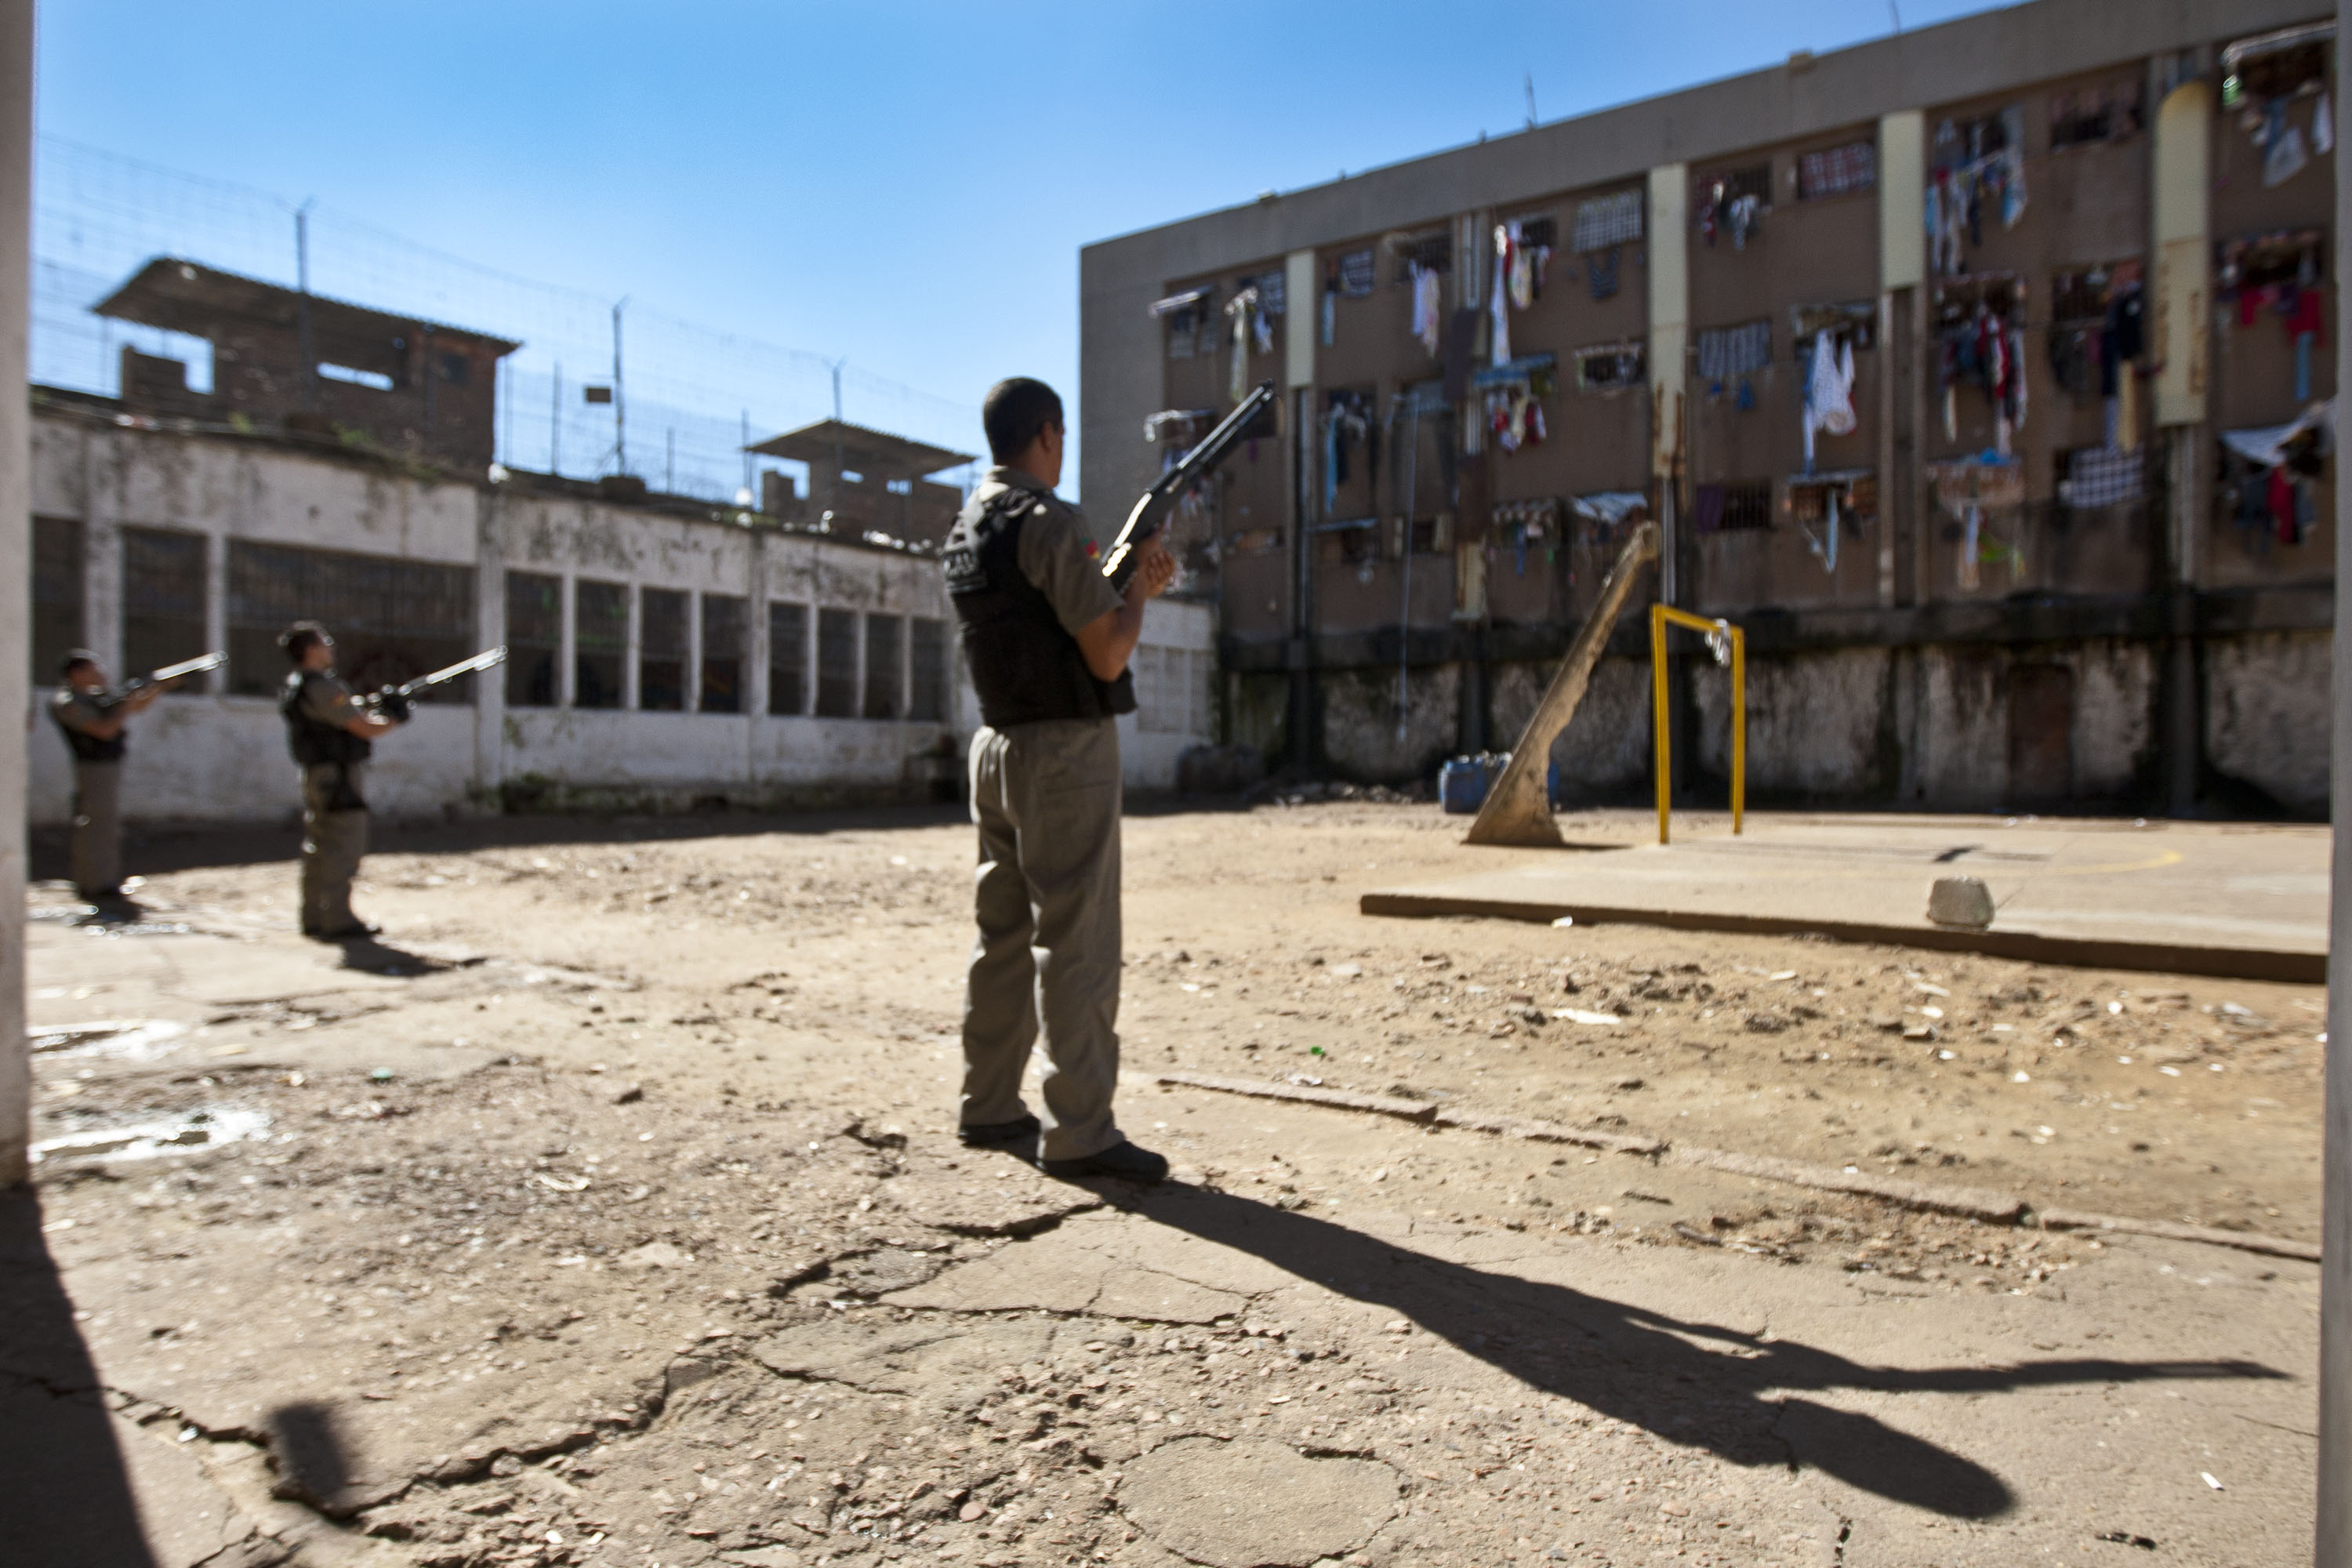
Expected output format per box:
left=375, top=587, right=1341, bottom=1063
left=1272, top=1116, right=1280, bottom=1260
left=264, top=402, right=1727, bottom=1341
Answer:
left=58, top=648, right=99, bottom=678
left=982, top=378, right=1063, bottom=463
left=279, top=620, right=330, bottom=664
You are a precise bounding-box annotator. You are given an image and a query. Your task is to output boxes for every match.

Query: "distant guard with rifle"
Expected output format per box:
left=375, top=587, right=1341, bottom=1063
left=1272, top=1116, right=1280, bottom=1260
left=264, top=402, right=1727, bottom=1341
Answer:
left=279, top=620, right=403, bottom=940
left=943, top=376, right=1222, bottom=1183
left=49, top=648, right=201, bottom=907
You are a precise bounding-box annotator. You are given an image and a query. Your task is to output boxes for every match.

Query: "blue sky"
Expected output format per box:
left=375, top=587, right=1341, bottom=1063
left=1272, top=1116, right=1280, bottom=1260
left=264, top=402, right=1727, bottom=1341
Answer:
left=34, top=0, right=2009, bottom=499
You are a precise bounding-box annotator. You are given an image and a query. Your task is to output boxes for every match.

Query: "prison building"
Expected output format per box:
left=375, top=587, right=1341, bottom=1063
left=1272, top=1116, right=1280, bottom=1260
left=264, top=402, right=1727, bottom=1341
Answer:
left=24, top=400, right=1211, bottom=830
left=1082, top=0, right=2334, bottom=818
left=746, top=419, right=973, bottom=548
left=97, top=257, right=519, bottom=474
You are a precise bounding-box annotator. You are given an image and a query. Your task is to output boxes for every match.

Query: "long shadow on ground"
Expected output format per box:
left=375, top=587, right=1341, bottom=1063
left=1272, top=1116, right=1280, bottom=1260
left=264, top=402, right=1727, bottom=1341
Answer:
left=1104, top=1183, right=2285, bottom=1520
left=0, top=1186, right=158, bottom=1566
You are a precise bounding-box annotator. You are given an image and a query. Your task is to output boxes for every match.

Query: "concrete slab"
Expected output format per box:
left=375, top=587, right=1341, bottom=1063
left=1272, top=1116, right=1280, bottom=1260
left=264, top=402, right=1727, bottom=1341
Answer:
left=1361, top=814, right=2329, bottom=982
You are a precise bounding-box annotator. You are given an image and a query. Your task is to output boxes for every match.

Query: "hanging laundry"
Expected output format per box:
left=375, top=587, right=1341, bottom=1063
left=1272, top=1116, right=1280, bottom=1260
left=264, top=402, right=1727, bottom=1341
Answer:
left=1410, top=263, right=1443, bottom=358
left=1958, top=507, right=1983, bottom=591
left=1801, top=331, right=1857, bottom=471
left=1225, top=286, right=1259, bottom=403
left=2264, top=119, right=2311, bottom=187
left=1489, top=227, right=1512, bottom=367
left=2317, top=91, right=2336, bottom=154
left=2063, top=446, right=2144, bottom=509
left=1588, top=245, right=1621, bottom=301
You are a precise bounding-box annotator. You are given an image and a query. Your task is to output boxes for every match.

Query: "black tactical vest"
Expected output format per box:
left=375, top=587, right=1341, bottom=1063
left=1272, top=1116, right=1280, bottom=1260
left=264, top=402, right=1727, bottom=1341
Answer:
left=49, top=693, right=125, bottom=763
left=944, top=489, right=1134, bottom=728
left=281, top=670, right=372, bottom=767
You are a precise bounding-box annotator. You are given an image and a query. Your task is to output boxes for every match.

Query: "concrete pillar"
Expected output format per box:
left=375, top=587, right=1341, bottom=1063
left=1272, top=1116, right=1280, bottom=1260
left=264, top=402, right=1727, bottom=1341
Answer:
left=474, top=488, right=506, bottom=804
left=1878, top=111, right=1925, bottom=613
left=2152, top=77, right=2212, bottom=817
left=0, top=0, right=34, bottom=1185
left=1284, top=245, right=1318, bottom=775
left=2321, top=9, right=2352, bottom=1559
left=1646, top=164, right=1689, bottom=606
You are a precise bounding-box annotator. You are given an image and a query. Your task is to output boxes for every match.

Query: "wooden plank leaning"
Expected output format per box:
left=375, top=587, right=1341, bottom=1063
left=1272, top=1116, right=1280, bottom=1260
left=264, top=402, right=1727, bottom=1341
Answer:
left=1465, top=518, right=1661, bottom=847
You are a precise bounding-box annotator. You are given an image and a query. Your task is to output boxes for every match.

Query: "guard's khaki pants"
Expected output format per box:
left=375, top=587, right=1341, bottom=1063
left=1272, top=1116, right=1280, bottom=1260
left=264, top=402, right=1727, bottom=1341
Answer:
left=299, top=763, right=370, bottom=935
left=70, top=759, right=123, bottom=897
left=960, top=718, right=1125, bottom=1161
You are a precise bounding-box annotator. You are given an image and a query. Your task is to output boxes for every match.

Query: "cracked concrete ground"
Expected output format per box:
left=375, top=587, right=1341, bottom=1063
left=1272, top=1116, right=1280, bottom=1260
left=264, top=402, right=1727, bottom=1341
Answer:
left=7, top=801, right=2324, bottom=1565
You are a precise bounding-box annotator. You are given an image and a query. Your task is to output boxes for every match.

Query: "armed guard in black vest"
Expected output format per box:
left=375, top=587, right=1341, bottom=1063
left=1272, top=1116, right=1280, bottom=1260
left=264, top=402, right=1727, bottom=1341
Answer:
left=49, top=651, right=168, bottom=906
left=278, top=621, right=404, bottom=939
left=942, top=378, right=1178, bottom=1183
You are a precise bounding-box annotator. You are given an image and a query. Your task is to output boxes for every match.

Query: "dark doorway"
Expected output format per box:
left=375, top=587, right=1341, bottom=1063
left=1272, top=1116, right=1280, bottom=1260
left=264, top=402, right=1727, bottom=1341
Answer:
left=2006, top=663, right=2074, bottom=804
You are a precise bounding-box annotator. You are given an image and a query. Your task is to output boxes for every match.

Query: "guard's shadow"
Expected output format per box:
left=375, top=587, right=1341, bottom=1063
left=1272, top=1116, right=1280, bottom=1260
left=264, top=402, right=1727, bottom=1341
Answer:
left=331, top=934, right=447, bottom=978
left=1108, top=1183, right=2286, bottom=1519
left=0, top=1186, right=158, bottom=1566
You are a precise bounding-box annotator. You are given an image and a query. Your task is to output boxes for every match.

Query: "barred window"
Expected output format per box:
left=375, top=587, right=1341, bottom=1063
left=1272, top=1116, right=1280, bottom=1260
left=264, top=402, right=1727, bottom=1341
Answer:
left=505, top=571, right=561, bottom=708
left=1695, top=481, right=1775, bottom=533
left=908, top=616, right=948, bottom=723
left=768, top=601, right=808, bottom=716
left=125, top=527, right=212, bottom=691
left=31, top=517, right=84, bottom=683
left=863, top=613, right=903, bottom=720
left=701, top=593, right=746, bottom=713
left=574, top=579, right=628, bottom=710
left=815, top=608, right=858, bottom=718
left=639, top=588, right=688, bottom=711
left=229, top=540, right=472, bottom=700
left=1797, top=140, right=1875, bottom=201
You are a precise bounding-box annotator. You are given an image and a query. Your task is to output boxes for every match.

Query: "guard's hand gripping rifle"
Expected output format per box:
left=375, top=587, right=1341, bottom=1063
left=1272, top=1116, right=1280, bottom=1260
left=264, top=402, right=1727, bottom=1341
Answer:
left=1101, top=379, right=1279, bottom=591
left=365, top=645, right=508, bottom=722
left=93, top=651, right=226, bottom=710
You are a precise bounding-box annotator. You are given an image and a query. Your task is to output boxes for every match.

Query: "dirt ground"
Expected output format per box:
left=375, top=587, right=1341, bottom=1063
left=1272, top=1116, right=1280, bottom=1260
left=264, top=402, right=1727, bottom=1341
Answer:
left=7, top=800, right=2327, bottom=1567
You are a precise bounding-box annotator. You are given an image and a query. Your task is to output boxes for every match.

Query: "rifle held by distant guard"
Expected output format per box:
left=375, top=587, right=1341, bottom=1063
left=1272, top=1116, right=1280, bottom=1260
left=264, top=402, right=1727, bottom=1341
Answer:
left=93, top=650, right=226, bottom=710
left=365, top=646, right=508, bottom=721
left=1101, top=379, right=1279, bottom=590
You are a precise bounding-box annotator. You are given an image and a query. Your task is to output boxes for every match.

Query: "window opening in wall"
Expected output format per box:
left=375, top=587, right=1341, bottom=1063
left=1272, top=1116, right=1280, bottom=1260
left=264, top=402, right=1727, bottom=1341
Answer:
left=1927, top=456, right=2027, bottom=591
left=2220, top=230, right=2328, bottom=399
left=1573, top=341, right=1644, bottom=392
left=1781, top=472, right=1875, bottom=573
left=2049, top=79, right=2144, bottom=150
left=1152, top=285, right=1214, bottom=361
left=1696, top=319, right=1773, bottom=401
left=639, top=588, right=687, bottom=711
left=2046, top=260, right=2147, bottom=410
left=908, top=616, right=947, bottom=723
left=31, top=516, right=85, bottom=683
left=572, top=579, right=628, bottom=710
left=1389, top=230, right=1451, bottom=282
left=505, top=571, right=561, bottom=707
left=2222, top=24, right=2334, bottom=109
left=1933, top=274, right=2027, bottom=448
left=437, top=352, right=470, bottom=386
left=1696, top=164, right=1770, bottom=249
left=1797, top=140, right=1875, bottom=201
left=863, top=613, right=904, bottom=720
left=1392, top=514, right=1452, bottom=557
left=1693, top=481, right=1773, bottom=533
left=768, top=602, right=808, bottom=717
left=229, top=540, right=473, bottom=699
left=1789, top=301, right=1876, bottom=358
left=816, top=608, right=858, bottom=718
left=1336, top=249, right=1377, bottom=297
left=1928, top=108, right=2026, bottom=274
left=1570, top=189, right=1644, bottom=253
left=123, top=526, right=212, bottom=691
left=700, top=593, right=746, bottom=713
left=1490, top=496, right=1563, bottom=575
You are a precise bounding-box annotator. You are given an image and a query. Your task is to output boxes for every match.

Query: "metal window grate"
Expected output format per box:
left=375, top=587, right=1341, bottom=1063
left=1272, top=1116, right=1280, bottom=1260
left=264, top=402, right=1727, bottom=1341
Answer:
left=126, top=526, right=211, bottom=690
left=908, top=616, right=947, bottom=723
left=572, top=578, right=628, bottom=709
left=816, top=608, right=858, bottom=717
left=639, top=588, right=687, bottom=710
left=863, top=613, right=903, bottom=720
left=768, top=601, right=808, bottom=716
left=505, top=570, right=561, bottom=708
left=32, top=516, right=85, bottom=682
left=700, top=593, right=746, bottom=713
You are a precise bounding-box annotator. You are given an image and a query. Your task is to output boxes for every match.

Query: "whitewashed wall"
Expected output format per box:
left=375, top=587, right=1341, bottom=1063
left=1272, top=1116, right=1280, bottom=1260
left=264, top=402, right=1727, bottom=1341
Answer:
left=27, top=413, right=1216, bottom=826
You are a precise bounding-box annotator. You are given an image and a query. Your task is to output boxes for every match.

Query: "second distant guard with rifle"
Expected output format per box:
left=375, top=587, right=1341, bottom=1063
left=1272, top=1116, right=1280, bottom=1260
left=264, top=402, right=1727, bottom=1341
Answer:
left=49, top=648, right=221, bottom=908
left=279, top=620, right=404, bottom=940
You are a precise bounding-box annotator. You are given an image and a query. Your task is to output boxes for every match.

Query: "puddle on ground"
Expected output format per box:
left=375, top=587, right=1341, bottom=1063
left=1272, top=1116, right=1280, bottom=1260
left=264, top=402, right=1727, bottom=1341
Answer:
left=31, top=1018, right=191, bottom=1061
left=32, top=1105, right=272, bottom=1165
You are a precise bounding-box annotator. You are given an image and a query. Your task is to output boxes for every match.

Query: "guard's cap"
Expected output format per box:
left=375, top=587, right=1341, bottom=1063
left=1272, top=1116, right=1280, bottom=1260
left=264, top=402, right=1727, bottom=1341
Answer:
left=58, top=648, right=100, bottom=677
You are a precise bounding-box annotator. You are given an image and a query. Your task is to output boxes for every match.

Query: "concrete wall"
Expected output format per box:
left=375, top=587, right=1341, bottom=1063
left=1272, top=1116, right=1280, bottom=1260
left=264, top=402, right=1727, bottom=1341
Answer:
left=24, top=411, right=1216, bottom=826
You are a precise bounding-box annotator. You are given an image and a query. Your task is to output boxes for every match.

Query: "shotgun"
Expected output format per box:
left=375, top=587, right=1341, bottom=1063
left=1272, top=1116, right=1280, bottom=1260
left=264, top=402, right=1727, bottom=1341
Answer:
left=1101, top=379, right=1279, bottom=590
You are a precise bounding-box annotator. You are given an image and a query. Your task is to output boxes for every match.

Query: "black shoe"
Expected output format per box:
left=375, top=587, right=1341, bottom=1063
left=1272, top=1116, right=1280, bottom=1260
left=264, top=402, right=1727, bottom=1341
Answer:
left=310, top=922, right=381, bottom=942
left=1042, top=1141, right=1170, bottom=1184
left=958, top=1114, right=1041, bottom=1148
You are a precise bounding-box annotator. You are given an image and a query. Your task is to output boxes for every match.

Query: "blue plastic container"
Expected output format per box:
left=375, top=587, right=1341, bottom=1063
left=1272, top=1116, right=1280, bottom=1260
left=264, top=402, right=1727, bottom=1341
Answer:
left=1439, top=753, right=1508, bottom=814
